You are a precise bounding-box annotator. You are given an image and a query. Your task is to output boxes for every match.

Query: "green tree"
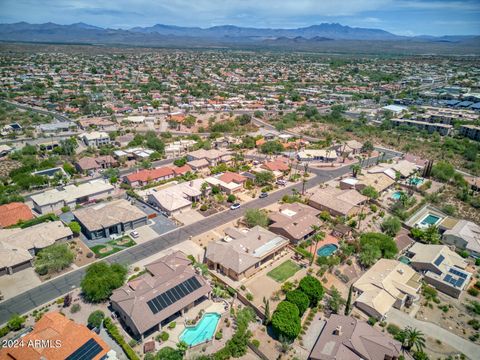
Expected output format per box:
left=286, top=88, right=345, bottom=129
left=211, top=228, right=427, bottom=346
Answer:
left=263, top=297, right=271, bottom=325
left=327, top=286, right=346, bottom=314
left=361, top=186, right=379, bottom=200
left=7, top=314, right=25, bottom=331
left=403, top=327, right=426, bottom=352
left=87, top=310, right=105, bottom=329
left=286, top=290, right=310, bottom=315
left=255, top=170, right=275, bottom=186
left=359, top=243, right=382, bottom=267
left=81, top=262, right=127, bottom=302
left=431, top=161, right=455, bottom=182
left=244, top=208, right=269, bottom=228
left=345, top=285, right=353, bottom=315
left=350, top=164, right=362, bottom=178
left=299, top=275, right=324, bottom=306
left=69, top=221, right=81, bottom=235
left=410, top=226, right=441, bottom=244
left=271, top=301, right=301, bottom=340
left=381, top=216, right=402, bottom=236
left=260, top=140, right=284, bottom=154
left=63, top=162, right=76, bottom=176
left=35, top=243, right=74, bottom=275
left=154, top=346, right=183, bottom=360
left=359, top=232, right=398, bottom=261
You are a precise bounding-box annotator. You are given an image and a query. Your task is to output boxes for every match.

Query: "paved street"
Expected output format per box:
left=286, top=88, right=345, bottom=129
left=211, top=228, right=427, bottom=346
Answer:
left=387, top=308, right=480, bottom=359
left=0, top=149, right=400, bottom=324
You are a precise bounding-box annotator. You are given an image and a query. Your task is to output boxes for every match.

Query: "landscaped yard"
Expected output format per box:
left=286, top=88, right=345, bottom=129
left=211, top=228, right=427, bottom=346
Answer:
left=267, top=260, right=301, bottom=283
left=90, top=236, right=136, bottom=258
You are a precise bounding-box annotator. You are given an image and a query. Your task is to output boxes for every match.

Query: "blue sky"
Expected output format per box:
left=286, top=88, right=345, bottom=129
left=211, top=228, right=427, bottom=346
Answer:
left=1, top=0, right=479, bottom=35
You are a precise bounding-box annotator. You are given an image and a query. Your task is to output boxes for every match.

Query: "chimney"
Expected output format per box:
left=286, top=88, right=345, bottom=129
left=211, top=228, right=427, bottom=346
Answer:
left=246, top=247, right=250, bottom=253
left=258, top=235, right=261, bottom=241
left=398, top=268, right=404, bottom=275
left=333, top=325, right=342, bottom=335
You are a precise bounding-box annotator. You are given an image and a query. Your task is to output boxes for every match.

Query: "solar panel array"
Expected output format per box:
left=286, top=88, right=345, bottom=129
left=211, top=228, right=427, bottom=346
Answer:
left=65, top=338, right=103, bottom=360
left=147, top=276, right=202, bottom=315
left=449, top=268, right=468, bottom=279
left=433, top=255, right=445, bottom=266
left=443, top=274, right=465, bottom=288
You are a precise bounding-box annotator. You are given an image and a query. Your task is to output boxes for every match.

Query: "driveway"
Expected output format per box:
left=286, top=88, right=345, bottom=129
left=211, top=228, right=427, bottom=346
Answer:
left=0, top=268, right=41, bottom=301
left=386, top=308, right=480, bottom=359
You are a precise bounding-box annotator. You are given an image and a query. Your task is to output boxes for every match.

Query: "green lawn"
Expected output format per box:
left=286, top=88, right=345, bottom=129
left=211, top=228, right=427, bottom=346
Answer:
left=267, top=260, right=301, bottom=283
left=90, top=245, right=123, bottom=258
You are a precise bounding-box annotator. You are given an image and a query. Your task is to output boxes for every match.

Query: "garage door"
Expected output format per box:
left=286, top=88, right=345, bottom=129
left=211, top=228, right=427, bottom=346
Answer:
left=12, top=261, right=31, bottom=273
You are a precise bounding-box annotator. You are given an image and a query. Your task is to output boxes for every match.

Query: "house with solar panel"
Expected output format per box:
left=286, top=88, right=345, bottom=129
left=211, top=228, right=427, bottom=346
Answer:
left=406, top=243, right=472, bottom=298
left=110, top=251, right=211, bottom=339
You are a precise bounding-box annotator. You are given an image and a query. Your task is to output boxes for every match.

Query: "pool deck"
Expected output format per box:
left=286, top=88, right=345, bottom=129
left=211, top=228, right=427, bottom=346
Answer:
left=309, top=234, right=339, bottom=255
left=405, top=204, right=449, bottom=229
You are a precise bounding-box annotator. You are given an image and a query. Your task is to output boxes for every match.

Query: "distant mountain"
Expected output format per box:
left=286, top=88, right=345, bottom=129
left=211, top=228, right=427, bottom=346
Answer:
left=130, top=22, right=401, bottom=40
left=0, top=22, right=478, bottom=55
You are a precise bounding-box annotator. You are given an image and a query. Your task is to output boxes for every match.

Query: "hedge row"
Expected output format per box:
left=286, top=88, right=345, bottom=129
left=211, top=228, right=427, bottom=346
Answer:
left=103, top=318, right=140, bottom=360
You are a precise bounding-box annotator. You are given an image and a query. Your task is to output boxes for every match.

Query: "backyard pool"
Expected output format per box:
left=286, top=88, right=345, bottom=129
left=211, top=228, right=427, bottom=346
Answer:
left=317, top=244, right=338, bottom=257
left=409, top=177, right=424, bottom=186
left=180, top=312, right=221, bottom=347
left=419, top=214, right=441, bottom=227
left=391, top=191, right=403, bottom=200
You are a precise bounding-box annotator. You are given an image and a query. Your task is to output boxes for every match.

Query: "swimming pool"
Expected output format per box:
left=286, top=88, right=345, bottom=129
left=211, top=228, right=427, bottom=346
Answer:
left=409, top=177, right=424, bottom=186
left=391, top=191, right=403, bottom=200
left=317, top=244, right=338, bottom=257
left=180, top=312, right=221, bottom=347
left=419, top=214, right=441, bottom=226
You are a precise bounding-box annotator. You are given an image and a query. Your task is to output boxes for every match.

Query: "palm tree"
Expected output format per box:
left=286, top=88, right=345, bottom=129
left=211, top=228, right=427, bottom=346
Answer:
left=310, top=226, right=325, bottom=266
left=403, top=327, right=426, bottom=352
left=351, top=164, right=362, bottom=178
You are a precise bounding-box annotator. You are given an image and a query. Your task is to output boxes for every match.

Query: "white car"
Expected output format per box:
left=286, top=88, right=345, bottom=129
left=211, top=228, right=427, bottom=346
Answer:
left=230, top=203, right=241, bottom=210
left=276, top=179, right=287, bottom=186
left=130, top=231, right=139, bottom=239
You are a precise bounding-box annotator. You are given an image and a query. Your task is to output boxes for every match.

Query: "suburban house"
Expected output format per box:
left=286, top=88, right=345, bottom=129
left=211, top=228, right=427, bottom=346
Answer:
left=297, top=149, right=338, bottom=162
left=115, top=133, right=135, bottom=147
left=353, top=259, right=422, bottom=320
left=187, top=158, right=210, bottom=171
left=31, top=180, right=114, bottom=215
left=442, top=220, right=480, bottom=258
left=406, top=243, right=472, bottom=298
left=81, top=131, right=111, bottom=147
left=186, top=149, right=231, bottom=166
left=309, top=314, right=403, bottom=360
left=262, top=158, right=290, bottom=172
left=75, top=155, right=117, bottom=173
left=0, top=312, right=112, bottom=360
left=334, top=139, right=364, bottom=156
left=308, top=187, right=367, bottom=217
left=147, top=179, right=205, bottom=216
left=205, top=226, right=289, bottom=281
left=78, top=117, right=116, bottom=130
left=355, top=173, right=395, bottom=193
left=268, top=203, right=322, bottom=243
left=110, top=251, right=211, bottom=338
left=164, top=139, right=197, bottom=157
left=124, top=167, right=175, bottom=187
left=0, top=202, right=33, bottom=228
left=0, top=221, right=73, bottom=275
left=205, top=172, right=246, bottom=194
left=73, top=199, right=148, bottom=240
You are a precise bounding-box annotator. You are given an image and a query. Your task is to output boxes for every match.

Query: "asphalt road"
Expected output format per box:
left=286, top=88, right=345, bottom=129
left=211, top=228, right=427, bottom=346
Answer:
left=0, top=148, right=400, bottom=324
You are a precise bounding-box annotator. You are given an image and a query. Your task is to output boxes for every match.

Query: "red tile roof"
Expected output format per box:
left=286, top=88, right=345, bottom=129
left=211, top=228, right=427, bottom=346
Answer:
left=0, top=312, right=110, bottom=360
left=219, top=171, right=246, bottom=184
left=263, top=159, right=290, bottom=172
left=173, top=164, right=192, bottom=176
left=0, top=202, right=34, bottom=228
left=126, top=166, right=174, bottom=183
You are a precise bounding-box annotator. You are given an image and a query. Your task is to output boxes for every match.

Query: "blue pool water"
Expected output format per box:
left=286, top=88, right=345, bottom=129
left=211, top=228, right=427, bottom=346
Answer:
left=391, top=191, right=403, bottom=200
left=420, top=214, right=441, bottom=226
left=317, top=244, right=338, bottom=257
left=409, top=177, right=424, bottom=186
left=180, top=313, right=221, bottom=346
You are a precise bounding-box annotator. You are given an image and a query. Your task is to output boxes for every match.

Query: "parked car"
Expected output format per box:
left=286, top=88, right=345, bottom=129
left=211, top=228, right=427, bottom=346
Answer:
left=259, top=192, right=268, bottom=198
left=130, top=230, right=139, bottom=239
left=230, top=203, right=241, bottom=210
left=276, top=179, right=287, bottom=186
